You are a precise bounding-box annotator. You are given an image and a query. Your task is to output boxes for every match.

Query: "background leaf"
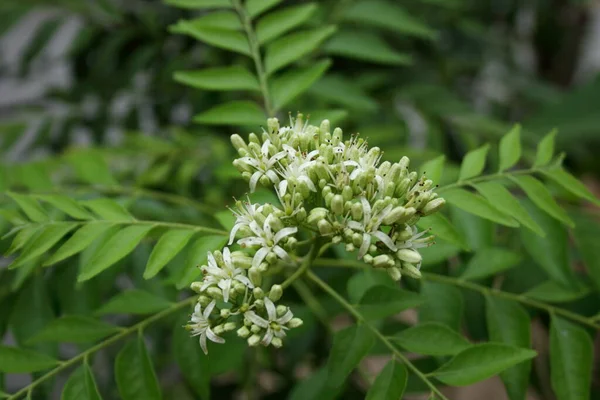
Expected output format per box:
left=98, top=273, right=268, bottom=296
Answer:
left=28, top=316, right=120, bottom=344
left=326, top=325, right=375, bottom=388
left=94, top=290, right=173, bottom=316
left=115, top=339, right=162, bottom=400
left=61, top=364, right=103, bottom=400
left=365, top=360, right=407, bottom=400
left=391, top=322, right=471, bottom=356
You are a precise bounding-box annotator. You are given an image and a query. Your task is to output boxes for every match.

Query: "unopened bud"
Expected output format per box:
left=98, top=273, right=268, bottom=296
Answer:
left=250, top=324, right=261, bottom=333
left=198, top=296, right=211, bottom=306
left=220, top=309, right=231, bottom=318
left=269, top=285, right=283, bottom=301
left=224, top=322, right=237, bottom=332
left=230, top=134, right=247, bottom=153
left=207, top=287, right=223, bottom=300
left=382, top=206, right=406, bottom=225
left=253, top=287, right=265, bottom=299
left=402, top=263, right=422, bottom=279
left=318, top=219, right=333, bottom=235
left=237, top=326, right=250, bottom=338
left=271, top=337, right=283, bottom=348
left=396, top=249, right=422, bottom=264
left=351, top=202, right=363, bottom=221
left=213, top=324, right=224, bottom=335
left=331, top=194, right=344, bottom=215
left=190, top=282, right=203, bottom=293
left=373, top=254, right=395, bottom=269
left=249, top=267, right=262, bottom=287
left=421, top=198, right=446, bottom=216
left=248, top=334, right=261, bottom=347
left=387, top=266, right=402, bottom=281
left=288, top=318, right=303, bottom=328
left=307, top=207, right=329, bottom=225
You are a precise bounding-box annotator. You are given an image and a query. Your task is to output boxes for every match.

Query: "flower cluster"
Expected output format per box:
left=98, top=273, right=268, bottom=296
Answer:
left=187, top=114, right=444, bottom=353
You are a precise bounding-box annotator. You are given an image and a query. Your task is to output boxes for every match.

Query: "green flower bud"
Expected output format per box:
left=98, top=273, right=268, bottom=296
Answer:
left=402, top=263, right=422, bottom=279
left=269, top=285, right=283, bottom=302
left=250, top=324, right=261, bottom=334
left=332, top=235, right=342, bottom=244
left=266, top=252, right=278, bottom=265
left=276, top=305, right=288, bottom=317
left=259, top=174, right=271, bottom=187
left=248, top=133, right=260, bottom=144
left=286, top=236, right=298, bottom=250
left=421, top=198, right=446, bottom=216
left=248, top=334, right=261, bottom=347
left=320, top=119, right=330, bottom=136
left=373, top=254, right=395, bottom=269
left=224, top=322, right=237, bottom=332
left=237, top=326, right=250, bottom=338
left=342, top=186, right=353, bottom=202
left=331, top=194, right=344, bottom=215
left=387, top=266, right=402, bottom=281
left=318, top=219, right=333, bottom=235
left=296, top=208, right=307, bottom=222
left=190, top=282, right=203, bottom=293
left=220, top=309, right=231, bottom=318
left=213, top=324, right=225, bottom=335
left=351, top=202, right=363, bottom=221
left=307, top=207, right=328, bottom=225
left=332, top=127, right=343, bottom=145
left=288, top=318, right=303, bottom=328
left=345, top=243, right=355, bottom=252
left=363, top=254, right=374, bottom=264
left=207, top=287, right=223, bottom=300
left=398, top=156, right=410, bottom=171
left=352, top=233, right=363, bottom=247
left=198, top=296, right=211, bottom=306
left=382, top=206, right=406, bottom=225
left=249, top=267, right=262, bottom=287
left=253, top=287, right=265, bottom=299
left=397, top=249, right=422, bottom=264
left=232, top=252, right=253, bottom=269
left=318, top=178, right=328, bottom=189
left=230, top=134, right=248, bottom=153
left=271, top=337, right=283, bottom=348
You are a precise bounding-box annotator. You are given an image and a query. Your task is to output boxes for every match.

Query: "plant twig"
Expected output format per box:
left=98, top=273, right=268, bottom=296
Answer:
left=232, top=0, right=274, bottom=116
left=281, top=242, right=319, bottom=289
left=436, top=165, right=554, bottom=193
left=306, top=270, right=450, bottom=400
left=7, top=296, right=196, bottom=400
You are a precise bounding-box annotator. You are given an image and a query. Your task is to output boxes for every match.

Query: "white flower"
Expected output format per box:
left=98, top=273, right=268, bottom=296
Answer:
left=397, top=226, right=434, bottom=250
left=238, top=140, right=287, bottom=192
left=238, top=215, right=297, bottom=268
left=347, top=197, right=397, bottom=259
left=200, top=248, right=253, bottom=302
left=229, top=199, right=263, bottom=245
left=189, top=300, right=225, bottom=354
left=244, top=298, right=294, bottom=346
left=277, top=156, right=317, bottom=196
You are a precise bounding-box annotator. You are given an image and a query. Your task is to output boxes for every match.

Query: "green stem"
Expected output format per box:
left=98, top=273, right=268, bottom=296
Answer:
left=281, top=242, right=319, bottom=289
left=312, top=258, right=600, bottom=331
left=306, top=270, right=450, bottom=400
left=8, top=297, right=196, bottom=400
left=232, top=0, right=274, bottom=116
left=436, top=166, right=548, bottom=193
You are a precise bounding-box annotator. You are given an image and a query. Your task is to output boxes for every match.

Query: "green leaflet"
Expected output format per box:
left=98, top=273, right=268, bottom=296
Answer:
left=172, top=312, right=210, bottom=400
left=115, top=339, right=162, bottom=400
left=474, top=182, right=544, bottom=236
left=164, top=0, right=232, bottom=10
left=11, top=222, right=78, bottom=268
left=170, top=21, right=250, bottom=55
left=498, top=124, right=521, bottom=171
left=64, top=150, right=117, bottom=186
left=458, top=143, right=489, bottom=181
left=245, top=0, right=281, bottom=18
left=325, top=325, right=375, bottom=388
left=444, top=189, right=518, bottom=227
left=541, top=168, right=600, bottom=206
left=346, top=269, right=395, bottom=304
left=431, top=343, right=537, bottom=386
left=193, top=101, right=266, bottom=126
left=485, top=297, right=531, bottom=400
left=174, top=66, right=259, bottom=92
left=81, top=198, right=135, bottom=221
left=419, top=281, right=463, bottom=332
left=324, top=30, right=412, bottom=66
left=44, top=222, right=115, bottom=266
left=271, top=59, right=331, bottom=110
left=511, top=175, right=574, bottom=227
left=550, top=317, right=593, bottom=400
left=357, top=285, right=423, bottom=321
left=145, top=229, right=197, bottom=279
left=0, top=346, right=58, bottom=373
left=36, top=194, right=95, bottom=220
left=61, top=364, right=103, bottom=400
left=417, top=212, right=469, bottom=250
left=256, top=3, right=317, bottom=44
left=533, top=129, right=557, bottom=167
left=460, top=247, right=521, bottom=280
left=264, top=26, right=336, bottom=75
left=94, top=290, right=173, bottom=316
left=6, top=192, right=48, bottom=222
left=78, top=225, right=154, bottom=282
left=28, top=315, right=120, bottom=344
left=365, top=360, right=407, bottom=400
left=391, top=322, right=471, bottom=356
left=419, top=155, right=445, bottom=185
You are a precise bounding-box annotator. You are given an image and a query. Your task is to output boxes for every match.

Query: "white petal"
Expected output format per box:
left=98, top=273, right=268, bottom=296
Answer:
left=206, top=327, right=225, bottom=344
left=245, top=311, right=269, bottom=328
left=360, top=197, right=371, bottom=223
left=300, top=176, right=317, bottom=192
left=261, top=140, right=271, bottom=156
left=347, top=221, right=364, bottom=231
left=249, top=220, right=263, bottom=237
left=373, top=231, right=397, bottom=251
left=249, top=171, right=262, bottom=193
left=358, top=233, right=371, bottom=259
left=252, top=247, right=270, bottom=269
left=266, top=169, right=280, bottom=183
left=264, top=215, right=274, bottom=238
left=274, top=227, right=298, bottom=243
left=272, top=245, right=290, bottom=261
left=204, top=300, right=216, bottom=318
left=264, top=298, right=277, bottom=321
left=238, top=237, right=264, bottom=247
left=277, top=310, right=294, bottom=325
left=218, top=279, right=232, bottom=302
left=269, top=151, right=288, bottom=165
left=239, top=157, right=260, bottom=168
left=261, top=328, right=274, bottom=346
left=207, top=252, right=217, bottom=269
left=223, top=247, right=232, bottom=266
left=278, top=180, right=288, bottom=196
left=349, top=169, right=361, bottom=180
left=228, top=223, right=242, bottom=245
left=200, top=333, right=208, bottom=355
left=234, top=275, right=254, bottom=288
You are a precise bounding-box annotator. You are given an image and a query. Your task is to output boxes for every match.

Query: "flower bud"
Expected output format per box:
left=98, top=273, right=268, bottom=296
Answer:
left=373, top=254, right=395, bottom=269
left=230, top=134, right=247, bottom=154
left=248, top=334, right=261, bottom=347
left=387, top=266, right=402, bottom=281
left=345, top=243, right=355, bottom=252
left=402, top=263, right=422, bottom=279
left=320, top=119, right=330, bottom=136
left=271, top=337, right=283, bottom=348
left=237, top=326, right=250, bottom=338
left=331, top=194, right=344, bottom=215
left=248, top=133, right=260, bottom=144
left=269, top=285, right=283, bottom=301
left=307, top=207, right=328, bottom=225
left=224, top=322, right=237, bottom=332
left=342, top=186, right=353, bottom=202
left=198, top=296, right=211, bottom=306
left=253, top=287, right=265, bottom=299
left=318, top=219, right=333, bottom=235
left=332, top=127, right=343, bottom=145
left=363, top=254, right=374, bottom=264
left=249, top=267, right=262, bottom=287
left=398, top=156, right=410, bottom=171
left=220, top=309, right=231, bottom=318
left=276, top=305, right=288, bottom=317
left=266, top=252, right=278, bottom=265
left=207, top=287, right=223, bottom=300
left=382, top=206, right=406, bottom=225
left=421, top=198, right=446, bottom=216
left=213, top=324, right=225, bottom=335
left=396, top=249, right=422, bottom=264
left=250, top=324, right=262, bottom=334
left=190, top=282, right=203, bottom=293
left=288, top=318, right=303, bottom=328
left=268, top=117, right=280, bottom=134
